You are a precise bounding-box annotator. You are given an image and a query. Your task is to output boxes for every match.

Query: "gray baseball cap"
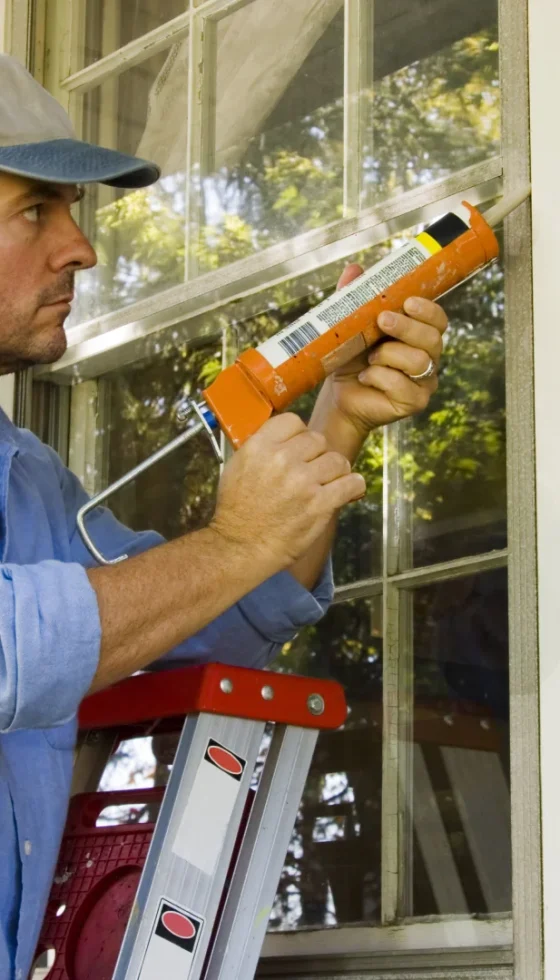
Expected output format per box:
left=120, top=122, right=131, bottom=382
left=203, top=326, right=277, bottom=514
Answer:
left=0, top=55, right=160, bottom=188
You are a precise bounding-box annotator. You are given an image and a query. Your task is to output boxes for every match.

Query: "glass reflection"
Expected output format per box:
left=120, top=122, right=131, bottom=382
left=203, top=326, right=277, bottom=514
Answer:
left=270, top=597, right=383, bottom=928
left=412, top=569, right=510, bottom=916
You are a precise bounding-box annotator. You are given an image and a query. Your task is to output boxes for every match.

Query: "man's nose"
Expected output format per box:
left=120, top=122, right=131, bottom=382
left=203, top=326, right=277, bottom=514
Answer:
left=49, top=213, right=97, bottom=273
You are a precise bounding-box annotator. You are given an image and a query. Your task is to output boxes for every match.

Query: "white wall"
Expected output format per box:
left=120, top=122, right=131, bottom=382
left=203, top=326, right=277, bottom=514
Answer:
left=0, top=375, right=14, bottom=419
left=529, top=0, right=560, bottom=976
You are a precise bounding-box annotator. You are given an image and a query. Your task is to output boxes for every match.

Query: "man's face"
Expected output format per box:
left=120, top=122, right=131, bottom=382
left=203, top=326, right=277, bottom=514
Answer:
left=0, top=172, right=96, bottom=373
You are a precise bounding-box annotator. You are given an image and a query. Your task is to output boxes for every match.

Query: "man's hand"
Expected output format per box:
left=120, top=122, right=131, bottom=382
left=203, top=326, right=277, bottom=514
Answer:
left=89, top=413, right=366, bottom=692
left=211, top=413, right=365, bottom=573
left=309, top=264, right=449, bottom=461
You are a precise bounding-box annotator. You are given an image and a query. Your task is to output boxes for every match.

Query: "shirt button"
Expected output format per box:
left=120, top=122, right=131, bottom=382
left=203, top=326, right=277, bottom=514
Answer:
left=24, top=840, right=32, bottom=856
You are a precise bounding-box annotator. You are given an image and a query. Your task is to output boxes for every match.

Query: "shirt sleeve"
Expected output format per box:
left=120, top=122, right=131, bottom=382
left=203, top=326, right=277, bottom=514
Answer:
left=0, top=560, right=101, bottom=733
left=48, top=441, right=334, bottom=671
left=156, top=559, right=333, bottom=672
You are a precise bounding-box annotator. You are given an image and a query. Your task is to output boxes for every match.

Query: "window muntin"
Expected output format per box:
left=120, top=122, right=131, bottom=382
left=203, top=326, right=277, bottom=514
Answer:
left=77, top=0, right=187, bottom=67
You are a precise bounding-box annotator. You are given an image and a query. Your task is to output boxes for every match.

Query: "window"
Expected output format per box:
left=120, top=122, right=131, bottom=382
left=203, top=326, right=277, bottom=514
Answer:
left=30, top=0, right=534, bottom=974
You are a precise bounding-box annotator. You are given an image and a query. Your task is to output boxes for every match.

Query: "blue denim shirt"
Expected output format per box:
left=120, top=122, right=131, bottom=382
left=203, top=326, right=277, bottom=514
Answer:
left=0, top=410, right=333, bottom=980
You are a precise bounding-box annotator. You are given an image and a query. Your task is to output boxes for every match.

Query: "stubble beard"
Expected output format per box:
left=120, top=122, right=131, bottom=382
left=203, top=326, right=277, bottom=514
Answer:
left=0, top=274, right=74, bottom=372
left=0, top=305, right=69, bottom=373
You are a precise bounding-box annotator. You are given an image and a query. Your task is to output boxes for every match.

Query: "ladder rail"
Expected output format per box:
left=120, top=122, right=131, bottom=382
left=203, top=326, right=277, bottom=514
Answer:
left=204, top=723, right=318, bottom=980
left=113, top=711, right=266, bottom=980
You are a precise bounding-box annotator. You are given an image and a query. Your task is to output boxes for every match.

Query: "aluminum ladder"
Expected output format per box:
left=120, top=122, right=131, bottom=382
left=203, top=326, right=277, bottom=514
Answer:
left=38, top=662, right=347, bottom=980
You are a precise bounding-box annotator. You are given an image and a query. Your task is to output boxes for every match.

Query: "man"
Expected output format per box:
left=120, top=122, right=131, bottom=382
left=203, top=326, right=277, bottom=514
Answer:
left=0, top=55, right=447, bottom=978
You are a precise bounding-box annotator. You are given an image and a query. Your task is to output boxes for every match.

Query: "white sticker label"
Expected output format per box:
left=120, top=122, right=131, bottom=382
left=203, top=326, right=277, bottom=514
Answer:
left=256, top=240, right=430, bottom=369
left=172, top=739, right=246, bottom=875
left=137, top=898, right=204, bottom=980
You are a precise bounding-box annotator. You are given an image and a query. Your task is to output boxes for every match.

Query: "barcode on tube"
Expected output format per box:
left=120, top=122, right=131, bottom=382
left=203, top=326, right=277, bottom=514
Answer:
left=278, top=321, right=320, bottom=357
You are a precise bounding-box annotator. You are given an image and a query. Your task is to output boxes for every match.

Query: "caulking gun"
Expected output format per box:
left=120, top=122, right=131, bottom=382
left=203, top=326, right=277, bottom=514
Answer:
left=77, top=187, right=531, bottom=566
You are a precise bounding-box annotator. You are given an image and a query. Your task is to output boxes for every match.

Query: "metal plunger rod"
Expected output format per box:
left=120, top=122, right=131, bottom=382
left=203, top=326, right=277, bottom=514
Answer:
left=77, top=420, right=204, bottom=566
left=77, top=399, right=224, bottom=566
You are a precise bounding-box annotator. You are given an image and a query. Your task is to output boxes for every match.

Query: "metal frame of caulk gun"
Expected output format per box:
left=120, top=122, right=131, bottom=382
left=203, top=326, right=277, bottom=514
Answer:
left=76, top=185, right=531, bottom=568
left=76, top=400, right=223, bottom=566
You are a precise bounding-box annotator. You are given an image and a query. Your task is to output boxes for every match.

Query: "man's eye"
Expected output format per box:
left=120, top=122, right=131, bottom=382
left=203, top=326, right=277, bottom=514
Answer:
left=22, top=204, right=41, bottom=223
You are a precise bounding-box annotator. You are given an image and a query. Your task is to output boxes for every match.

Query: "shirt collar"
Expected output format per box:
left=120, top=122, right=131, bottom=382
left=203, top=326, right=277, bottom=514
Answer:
left=0, top=407, right=20, bottom=452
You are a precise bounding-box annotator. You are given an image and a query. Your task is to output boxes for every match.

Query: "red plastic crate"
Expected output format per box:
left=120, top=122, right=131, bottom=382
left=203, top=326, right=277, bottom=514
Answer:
left=37, top=788, right=163, bottom=980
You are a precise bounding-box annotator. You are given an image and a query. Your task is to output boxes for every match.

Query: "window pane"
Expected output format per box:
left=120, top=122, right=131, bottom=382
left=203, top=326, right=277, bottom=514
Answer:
left=71, top=47, right=188, bottom=326
left=77, top=0, right=186, bottom=68
left=270, top=597, right=383, bottom=928
left=412, top=569, right=511, bottom=916
left=409, top=239, right=506, bottom=566
left=363, top=1, right=499, bottom=208
left=190, top=0, right=345, bottom=273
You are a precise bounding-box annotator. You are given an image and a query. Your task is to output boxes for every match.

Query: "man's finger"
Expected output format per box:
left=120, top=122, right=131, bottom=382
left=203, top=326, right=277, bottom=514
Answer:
left=284, top=429, right=329, bottom=462
left=368, top=340, right=439, bottom=378
left=403, top=297, right=448, bottom=333
left=254, top=412, right=307, bottom=445
left=321, top=472, right=366, bottom=510
left=357, top=364, right=436, bottom=410
left=376, top=312, right=443, bottom=363
left=308, top=450, right=351, bottom=486
left=337, top=263, right=363, bottom=291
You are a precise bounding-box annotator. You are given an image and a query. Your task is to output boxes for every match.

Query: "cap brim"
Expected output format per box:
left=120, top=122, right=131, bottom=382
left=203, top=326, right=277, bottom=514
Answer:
left=0, top=138, right=160, bottom=188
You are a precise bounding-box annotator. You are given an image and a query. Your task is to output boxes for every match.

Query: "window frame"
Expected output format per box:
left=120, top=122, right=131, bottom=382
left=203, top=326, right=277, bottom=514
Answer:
left=11, top=0, right=537, bottom=975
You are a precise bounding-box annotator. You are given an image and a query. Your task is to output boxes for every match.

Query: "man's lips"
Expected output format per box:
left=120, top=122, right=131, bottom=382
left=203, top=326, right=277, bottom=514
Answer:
left=44, top=295, right=74, bottom=306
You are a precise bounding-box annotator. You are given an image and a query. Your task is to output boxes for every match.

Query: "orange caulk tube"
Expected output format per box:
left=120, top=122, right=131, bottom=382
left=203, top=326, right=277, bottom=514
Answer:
left=203, top=191, right=527, bottom=448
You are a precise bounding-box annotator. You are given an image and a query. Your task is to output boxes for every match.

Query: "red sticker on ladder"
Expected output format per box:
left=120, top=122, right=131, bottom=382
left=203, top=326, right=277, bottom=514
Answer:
left=161, top=910, right=197, bottom=941
left=137, top=899, right=205, bottom=979
left=205, top=739, right=246, bottom=781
